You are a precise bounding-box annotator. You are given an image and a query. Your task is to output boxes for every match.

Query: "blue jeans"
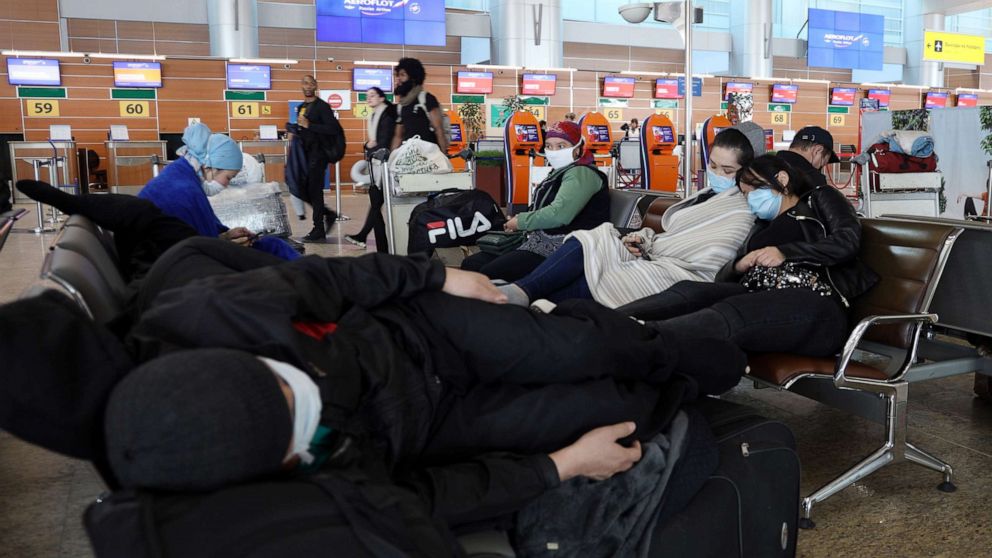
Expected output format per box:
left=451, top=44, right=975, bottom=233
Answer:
left=515, top=238, right=593, bottom=303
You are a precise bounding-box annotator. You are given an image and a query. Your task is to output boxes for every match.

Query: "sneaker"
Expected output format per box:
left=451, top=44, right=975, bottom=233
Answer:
left=529, top=299, right=558, bottom=314
left=344, top=235, right=367, bottom=248
left=301, top=229, right=326, bottom=243
left=324, top=210, right=338, bottom=235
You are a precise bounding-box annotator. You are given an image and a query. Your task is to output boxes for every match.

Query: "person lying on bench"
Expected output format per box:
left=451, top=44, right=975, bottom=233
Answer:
left=498, top=129, right=757, bottom=309
left=624, top=154, right=878, bottom=358
left=16, top=178, right=294, bottom=285
left=0, top=237, right=745, bottom=528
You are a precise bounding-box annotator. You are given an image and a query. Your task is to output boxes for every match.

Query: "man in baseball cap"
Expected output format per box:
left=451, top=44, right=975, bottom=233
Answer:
left=778, top=126, right=839, bottom=188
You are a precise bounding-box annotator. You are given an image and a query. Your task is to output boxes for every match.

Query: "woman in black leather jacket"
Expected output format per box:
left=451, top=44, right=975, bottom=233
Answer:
left=619, top=154, right=878, bottom=358
left=345, top=87, right=397, bottom=252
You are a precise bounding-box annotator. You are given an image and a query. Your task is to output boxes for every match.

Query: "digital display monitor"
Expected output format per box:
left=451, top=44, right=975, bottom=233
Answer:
left=514, top=124, right=540, bottom=143
left=587, top=124, right=611, bottom=143
left=807, top=8, right=884, bottom=71
left=925, top=91, right=948, bottom=109
left=654, top=78, right=681, bottom=99
left=227, top=64, right=271, bottom=90
left=450, top=122, right=463, bottom=142
left=652, top=125, right=675, bottom=144
left=867, top=88, right=891, bottom=107
left=112, top=61, right=162, bottom=88
left=456, top=71, right=493, bottom=94
left=352, top=68, right=392, bottom=92
left=830, top=87, right=856, bottom=106
left=521, top=73, right=557, bottom=96
left=602, top=76, right=636, bottom=98
left=316, top=0, right=446, bottom=47
left=680, top=76, right=703, bottom=97
left=957, top=93, right=978, bottom=108
left=6, top=58, right=61, bottom=86
left=724, top=82, right=753, bottom=101
left=771, top=84, right=798, bottom=104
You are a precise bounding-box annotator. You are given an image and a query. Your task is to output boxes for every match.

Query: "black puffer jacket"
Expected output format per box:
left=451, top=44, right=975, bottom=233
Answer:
left=721, top=185, right=878, bottom=306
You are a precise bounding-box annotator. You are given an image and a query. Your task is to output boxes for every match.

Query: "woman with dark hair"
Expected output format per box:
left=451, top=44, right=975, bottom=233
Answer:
left=496, top=128, right=758, bottom=309
left=390, top=57, right=448, bottom=151
left=622, top=154, right=879, bottom=358
left=345, top=87, right=396, bottom=252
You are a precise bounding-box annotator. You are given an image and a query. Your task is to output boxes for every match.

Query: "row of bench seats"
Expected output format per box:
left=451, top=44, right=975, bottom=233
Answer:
left=27, top=198, right=990, bottom=530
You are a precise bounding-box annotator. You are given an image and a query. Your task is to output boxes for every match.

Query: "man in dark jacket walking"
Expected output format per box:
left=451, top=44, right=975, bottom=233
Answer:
left=292, top=75, right=344, bottom=242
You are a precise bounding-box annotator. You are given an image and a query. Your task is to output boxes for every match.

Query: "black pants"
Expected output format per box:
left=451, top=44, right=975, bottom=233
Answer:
left=460, top=249, right=546, bottom=281
left=305, top=154, right=331, bottom=234
left=405, top=292, right=745, bottom=456
left=15, top=179, right=197, bottom=281
left=355, top=185, right=388, bottom=252
left=619, top=281, right=849, bottom=358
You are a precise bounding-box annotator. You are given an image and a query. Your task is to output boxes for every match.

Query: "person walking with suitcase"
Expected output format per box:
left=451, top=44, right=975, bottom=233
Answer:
left=345, top=87, right=396, bottom=252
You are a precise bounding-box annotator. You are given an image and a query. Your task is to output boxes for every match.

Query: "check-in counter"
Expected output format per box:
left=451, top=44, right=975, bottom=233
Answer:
left=106, top=141, right=168, bottom=196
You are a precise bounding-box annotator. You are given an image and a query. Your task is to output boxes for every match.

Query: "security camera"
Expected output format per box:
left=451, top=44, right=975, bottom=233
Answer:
left=618, top=3, right=653, bottom=24
left=82, top=55, right=92, bottom=64
left=283, top=63, right=291, bottom=69
left=336, top=64, right=343, bottom=70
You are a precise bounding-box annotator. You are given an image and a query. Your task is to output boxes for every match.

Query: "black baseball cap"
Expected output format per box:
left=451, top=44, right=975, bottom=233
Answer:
left=794, top=126, right=840, bottom=163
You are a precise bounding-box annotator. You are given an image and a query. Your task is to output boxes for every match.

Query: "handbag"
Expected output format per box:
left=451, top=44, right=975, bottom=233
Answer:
left=477, top=231, right=526, bottom=256
left=740, top=263, right=833, bottom=297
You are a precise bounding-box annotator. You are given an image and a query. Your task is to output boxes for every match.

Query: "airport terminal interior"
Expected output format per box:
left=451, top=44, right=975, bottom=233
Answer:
left=2, top=0, right=992, bottom=557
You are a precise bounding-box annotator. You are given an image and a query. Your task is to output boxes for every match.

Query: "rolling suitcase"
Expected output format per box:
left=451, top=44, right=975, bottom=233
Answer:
left=651, top=397, right=800, bottom=558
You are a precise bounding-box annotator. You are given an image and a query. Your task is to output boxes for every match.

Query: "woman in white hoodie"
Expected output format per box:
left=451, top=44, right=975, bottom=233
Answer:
left=500, top=128, right=759, bottom=309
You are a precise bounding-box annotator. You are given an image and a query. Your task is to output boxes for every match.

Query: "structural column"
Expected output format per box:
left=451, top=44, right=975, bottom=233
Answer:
left=904, top=0, right=945, bottom=87
left=729, top=0, right=773, bottom=78
left=208, top=0, right=259, bottom=59
left=489, top=0, right=563, bottom=68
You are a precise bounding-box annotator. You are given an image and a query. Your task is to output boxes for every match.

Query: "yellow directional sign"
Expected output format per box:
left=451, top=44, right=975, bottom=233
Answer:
left=26, top=99, right=59, bottom=117
left=119, top=101, right=150, bottom=118
left=923, top=30, right=986, bottom=65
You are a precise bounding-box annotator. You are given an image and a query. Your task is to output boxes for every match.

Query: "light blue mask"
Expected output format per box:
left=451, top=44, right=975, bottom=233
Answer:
left=706, top=168, right=736, bottom=193
left=747, top=188, right=783, bottom=220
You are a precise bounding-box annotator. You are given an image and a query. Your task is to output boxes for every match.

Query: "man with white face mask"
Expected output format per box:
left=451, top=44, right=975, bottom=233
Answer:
left=461, top=120, right=611, bottom=281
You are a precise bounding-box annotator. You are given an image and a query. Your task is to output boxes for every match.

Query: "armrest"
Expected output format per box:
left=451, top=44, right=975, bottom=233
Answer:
left=834, top=313, right=938, bottom=388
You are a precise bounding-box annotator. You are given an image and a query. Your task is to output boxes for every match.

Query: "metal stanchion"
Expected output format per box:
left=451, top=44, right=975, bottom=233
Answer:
left=334, top=161, right=351, bottom=221
left=374, top=149, right=396, bottom=254
left=31, top=158, right=61, bottom=234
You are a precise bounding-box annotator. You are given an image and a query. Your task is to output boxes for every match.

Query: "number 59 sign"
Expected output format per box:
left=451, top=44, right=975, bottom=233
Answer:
left=26, top=100, right=60, bottom=117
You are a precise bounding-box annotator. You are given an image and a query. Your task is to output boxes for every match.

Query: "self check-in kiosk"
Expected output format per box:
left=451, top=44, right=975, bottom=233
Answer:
left=578, top=112, right=614, bottom=168
left=699, top=114, right=733, bottom=169
left=503, top=110, right=543, bottom=211
left=446, top=110, right=467, bottom=172
left=638, top=113, right=679, bottom=192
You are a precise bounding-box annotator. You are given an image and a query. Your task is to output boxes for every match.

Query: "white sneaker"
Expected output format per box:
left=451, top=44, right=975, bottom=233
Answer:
left=344, top=235, right=367, bottom=248
left=529, top=299, right=558, bottom=314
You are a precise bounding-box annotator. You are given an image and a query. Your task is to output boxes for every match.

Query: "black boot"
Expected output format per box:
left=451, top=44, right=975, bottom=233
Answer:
left=324, top=209, right=338, bottom=235
left=301, top=227, right=326, bottom=243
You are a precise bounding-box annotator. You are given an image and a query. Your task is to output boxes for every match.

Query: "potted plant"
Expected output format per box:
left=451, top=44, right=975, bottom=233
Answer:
left=457, top=102, right=485, bottom=143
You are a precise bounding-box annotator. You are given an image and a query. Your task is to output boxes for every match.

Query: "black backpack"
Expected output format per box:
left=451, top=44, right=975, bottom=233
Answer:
left=325, top=111, right=348, bottom=165
left=407, top=189, right=506, bottom=255
left=83, top=471, right=463, bottom=558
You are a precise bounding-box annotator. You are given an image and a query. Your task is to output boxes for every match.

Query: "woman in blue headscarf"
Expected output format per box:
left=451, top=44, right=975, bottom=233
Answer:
left=139, top=123, right=299, bottom=260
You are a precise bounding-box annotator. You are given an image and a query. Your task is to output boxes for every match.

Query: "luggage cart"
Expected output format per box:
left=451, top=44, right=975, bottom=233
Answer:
left=613, top=138, right=642, bottom=189
left=377, top=149, right=476, bottom=256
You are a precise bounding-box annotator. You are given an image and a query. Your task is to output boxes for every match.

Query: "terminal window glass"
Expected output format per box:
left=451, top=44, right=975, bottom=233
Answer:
left=946, top=8, right=992, bottom=53
left=562, top=0, right=729, bottom=31
left=445, top=0, right=489, bottom=10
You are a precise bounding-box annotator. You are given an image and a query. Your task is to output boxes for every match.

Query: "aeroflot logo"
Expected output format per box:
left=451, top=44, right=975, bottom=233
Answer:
left=822, top=33, right=869, bottom=48
left=343, top=0, right=411, bottom=17
left=426, top=212, right=492, bottom=244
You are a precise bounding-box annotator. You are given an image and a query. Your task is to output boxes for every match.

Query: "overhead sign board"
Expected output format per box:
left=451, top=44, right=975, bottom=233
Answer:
left=316, top=0, right=446, bottom=47
left=808, top=8, right=884, bottom=71
left=923, top=30, right=986, bottom=65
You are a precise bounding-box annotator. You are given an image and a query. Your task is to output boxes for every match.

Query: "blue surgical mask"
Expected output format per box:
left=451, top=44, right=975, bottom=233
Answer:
left=706, top=168, right=736, bottom=193
left=746, top=188, right=783, bottom=220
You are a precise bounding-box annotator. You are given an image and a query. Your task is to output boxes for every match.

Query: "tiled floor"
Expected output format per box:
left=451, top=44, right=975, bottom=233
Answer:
left=1, top=193, right=990, bottom=558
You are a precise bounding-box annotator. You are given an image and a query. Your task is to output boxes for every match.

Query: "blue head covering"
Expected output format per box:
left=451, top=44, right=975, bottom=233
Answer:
left=181, top=123, right=243, bottom=171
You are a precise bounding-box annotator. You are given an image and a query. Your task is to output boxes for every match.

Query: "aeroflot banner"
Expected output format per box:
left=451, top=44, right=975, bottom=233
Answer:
left=807, top=8, right=884, bottom=71
left=316, top=0, right=446, bottom=46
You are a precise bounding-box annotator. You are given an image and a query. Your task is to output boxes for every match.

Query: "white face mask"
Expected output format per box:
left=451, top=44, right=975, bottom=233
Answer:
left=202, top=180, right=225, bottom=196
left=258, top=357, right=323, bottom=465
left=545, top=145, right=577, bottom=170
